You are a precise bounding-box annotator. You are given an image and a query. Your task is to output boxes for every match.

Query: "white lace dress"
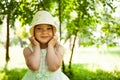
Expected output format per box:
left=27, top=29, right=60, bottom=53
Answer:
left=22, top=48, right=69, bottom=80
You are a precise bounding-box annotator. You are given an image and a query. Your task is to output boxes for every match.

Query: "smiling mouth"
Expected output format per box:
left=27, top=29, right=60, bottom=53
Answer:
left=41, top=36, right=49, bottom=38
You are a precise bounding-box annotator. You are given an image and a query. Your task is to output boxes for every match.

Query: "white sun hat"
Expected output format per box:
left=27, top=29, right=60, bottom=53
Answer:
left=30, top=10, right=56, bottom=36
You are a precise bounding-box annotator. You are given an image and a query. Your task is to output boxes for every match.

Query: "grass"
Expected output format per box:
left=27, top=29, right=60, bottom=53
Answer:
left=65, top=64, right=120, bottom=80
left=0, top=64, right=120, bottom=80
left=0, top=68, right=27, bottom=80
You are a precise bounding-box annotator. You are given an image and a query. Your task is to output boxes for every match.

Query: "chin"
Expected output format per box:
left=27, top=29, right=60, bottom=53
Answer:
left=38, top=39, right=49, bottom=43
left=40, top=41, right=49, bottom=44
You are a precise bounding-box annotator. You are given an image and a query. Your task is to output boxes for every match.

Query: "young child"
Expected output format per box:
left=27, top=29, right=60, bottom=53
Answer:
left=22, top=10, right=69, bottom=80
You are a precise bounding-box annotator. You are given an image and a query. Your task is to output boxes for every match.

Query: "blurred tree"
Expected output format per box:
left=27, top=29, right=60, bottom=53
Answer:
left=0, top=0, right=120, bottom=73
left=60, top=0, right=118, bottom=72
left=0, top=0, right=42, bottom=68
left=0, top=0, right=21, bottom=67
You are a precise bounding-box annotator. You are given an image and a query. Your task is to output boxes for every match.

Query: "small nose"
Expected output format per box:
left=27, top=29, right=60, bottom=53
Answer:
left=42, top=29, right=47, bottom=33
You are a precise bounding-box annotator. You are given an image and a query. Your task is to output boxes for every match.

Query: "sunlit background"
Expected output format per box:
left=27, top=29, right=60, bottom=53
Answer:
left=0, top=0, right=120, bottom=80
left=0, top=2, right=120, bottom=73
left=0, top=44, right=120, bottom=72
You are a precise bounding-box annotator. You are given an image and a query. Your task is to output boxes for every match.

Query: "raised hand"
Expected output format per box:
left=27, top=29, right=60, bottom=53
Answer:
left=48, top=36, right=58, bottom=47
left=29, top=36, right=40, bottom=47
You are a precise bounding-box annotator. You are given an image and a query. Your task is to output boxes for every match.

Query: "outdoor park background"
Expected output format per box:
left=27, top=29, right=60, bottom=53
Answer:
left=0, top=45, right=120, bottom=80
left=0, top=0, right=120, bottom=80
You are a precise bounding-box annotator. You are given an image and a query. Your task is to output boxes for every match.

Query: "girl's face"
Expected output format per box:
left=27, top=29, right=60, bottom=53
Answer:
left=34, top=24, right=54, bottom=44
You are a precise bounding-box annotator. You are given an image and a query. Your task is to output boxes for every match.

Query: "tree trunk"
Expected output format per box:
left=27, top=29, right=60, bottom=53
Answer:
left=59, top=0, right=62, bottom=39
left=68, top=11, right=80, bottom=74
left=5, top=14, right=10, bottom=68
left=68, top=32, right=77, bottom=69
left=18, top=37, right=23, bottom=48
left=59, top=0, right=65, bottom=72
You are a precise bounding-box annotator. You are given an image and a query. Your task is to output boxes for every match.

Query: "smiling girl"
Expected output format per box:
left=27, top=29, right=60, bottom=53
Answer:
left=22, top=10, right=69, bottom=80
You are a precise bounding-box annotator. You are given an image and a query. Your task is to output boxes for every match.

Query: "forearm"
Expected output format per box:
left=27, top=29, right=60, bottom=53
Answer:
left=27, top=46, right=41, bottom=71
left=46, top=45, right=61, bottom=72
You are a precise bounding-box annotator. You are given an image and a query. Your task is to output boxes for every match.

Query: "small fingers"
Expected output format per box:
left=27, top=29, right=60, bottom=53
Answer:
left=29, top=36, right=38, bottom=45
left=53, top=35, right=58, bottom=40
left=29, top=36, right=34, bottom=42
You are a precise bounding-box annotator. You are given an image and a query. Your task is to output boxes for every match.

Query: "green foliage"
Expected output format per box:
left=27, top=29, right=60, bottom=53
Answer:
left=63, top=0, right=99, bottom=47
left=0, top=0, right=21, bottom=27
left=18, top=0, right=40, bottom=26
left=65, top=64, right=120, bottom=80
left=100, top=23, right=120, bottom=47
left=0, top=0, right=119, bottom=47
left=0, top=68, right=27, bottom=80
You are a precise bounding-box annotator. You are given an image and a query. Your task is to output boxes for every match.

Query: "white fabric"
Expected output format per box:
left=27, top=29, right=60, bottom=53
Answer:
left=30, top=10, right=56, bottom=36
left=22, top=48, right=69, bottom=80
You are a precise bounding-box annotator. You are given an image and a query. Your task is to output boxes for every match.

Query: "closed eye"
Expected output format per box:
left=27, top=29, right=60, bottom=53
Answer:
left=47, top=27, right=52, bottom=30
left=37, top=27, right=42, bottom=30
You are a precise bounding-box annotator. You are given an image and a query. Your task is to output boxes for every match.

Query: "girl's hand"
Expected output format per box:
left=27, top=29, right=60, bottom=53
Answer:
left=29, top=36, right=40, bottom=47
left=48, top=36, right=58, bottom=47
